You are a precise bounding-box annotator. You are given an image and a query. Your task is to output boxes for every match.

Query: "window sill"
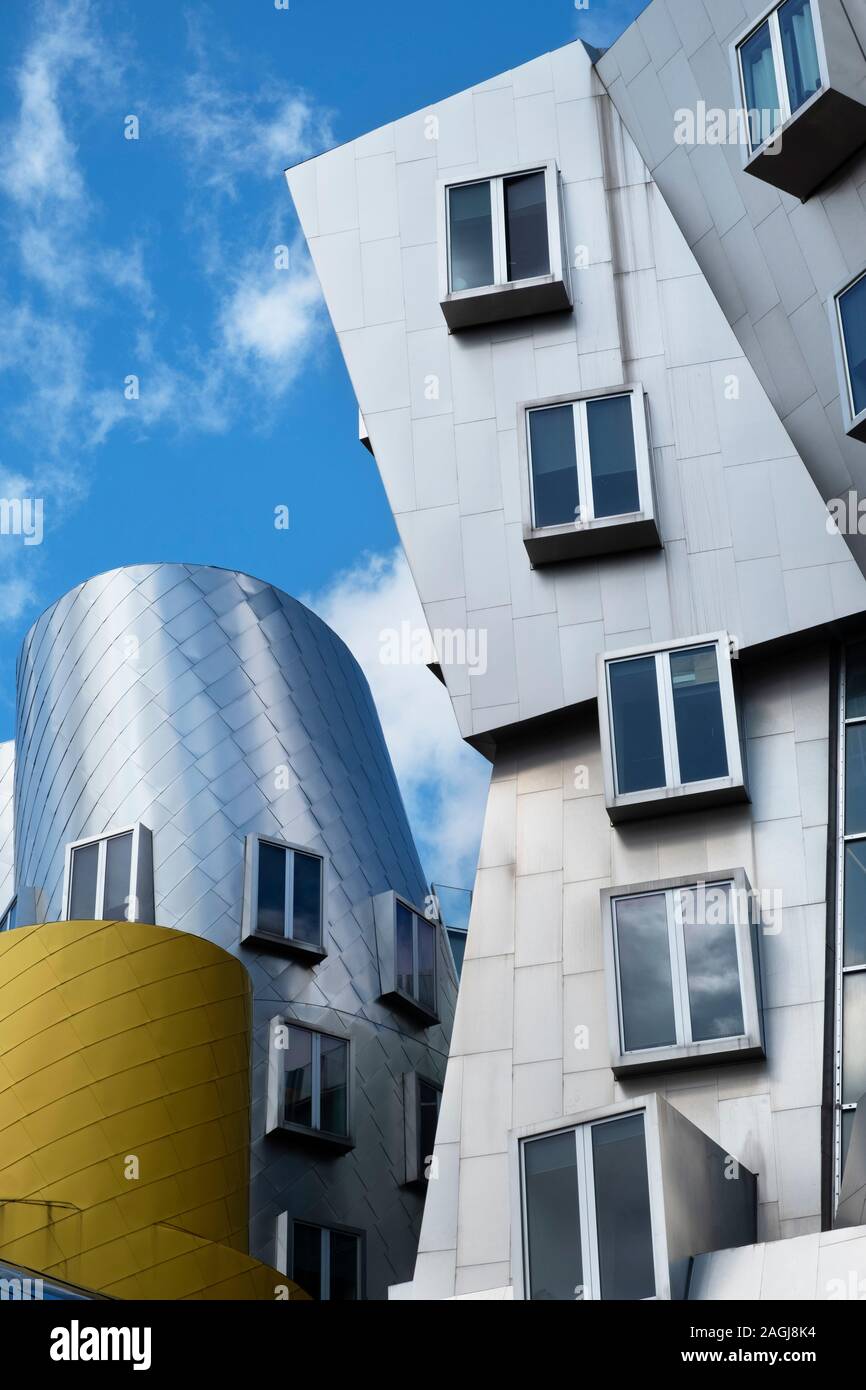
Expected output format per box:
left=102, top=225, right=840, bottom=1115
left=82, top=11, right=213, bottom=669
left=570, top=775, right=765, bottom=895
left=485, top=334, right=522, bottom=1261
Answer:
left=268, top=1120, right=354, bottom=1153
left=241, top=929, right=327, bottom=963
left=523, top=513, right=661, bottom=567
left=612, top=1034, right=765, bottom=1078
left=440, top=274, right=571, bottom=331
left=606, top=775, right=749, bottom=825
left=380, top=987, right=440, bottom=1028
left=742, top=86, right=866, bottom=200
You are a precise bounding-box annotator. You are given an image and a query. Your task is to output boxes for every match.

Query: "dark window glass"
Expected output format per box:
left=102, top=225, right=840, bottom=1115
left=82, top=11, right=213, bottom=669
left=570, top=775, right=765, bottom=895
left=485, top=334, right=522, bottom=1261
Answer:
left=503, top=170, right=550, bottom=282
left=319, top=1034, right=348, bottom=1137
left=69, top=842, right=99, bottom=919
left=524, top=1131, right=582, bottom=1301
left=844, top=843, right=866, bottom=968
left=846, top=724, right=866, bottom=835
left=615, top=894, right=677, bottom=1052
left=586, top=395, right=640, bottom=519
left=292, top=1222, right=322, bottom=1300
left=592, top=1114, right=655, bottom=1300
left=779, top=0, right=821, bottom=114
left=842, top=972, right=866, bottom=1106
left=103, top=832, right=133, bottom=920
left=608, top=656, right=666, bottom=793
left=740, top=20, right=782, bottom=150
left=842, top=1109, right=856, bottom=1176
left=329, top=1231, right=360, bottom=1301
left=417, top=917, right=436, bottom=1011
left=283, top=1027, right=314, bottom=1129
left=847, top=640, right=866, bottom=719
left=670, top=645, right=728, bottom=784
left=0, top=899, right=16, bottom=933
left=840, top=274, right=866, bottom=419
left=448, top=182, right=494, bottom=291
left=529, top=405, right=579, bottom=529
left=447, top=927, right=467, bottom=979
left=680, top=884, right=744, bottom=1041
left=292, top=851, right=322, bottom=946
left=418, top=1079, right=441, bottom=1178
left=257, top=842, right=286, bottom=936
left=396, top=901, right=414, bottom=997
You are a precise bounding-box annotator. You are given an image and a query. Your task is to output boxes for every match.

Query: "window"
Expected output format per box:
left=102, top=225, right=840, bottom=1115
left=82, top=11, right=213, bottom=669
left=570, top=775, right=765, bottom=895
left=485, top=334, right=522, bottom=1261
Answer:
left=522, top=1113, right=656, bottom=1301
left=268, top=1019, right=351, bottom=1146
left=63, top=826, right=153, bottom=923
left=291, top=1223, right=361, bottom=1302
left=598, top=635, right=746, bottom=822
left=737, top=0, right=821, bottom=153
left=602, top=873, right=764, bottom=1075
left=0, top=898, right=16, bottom=933
left=438, top=162, right=570, bottom=329
left=242, top=835, right=326, bottom=957
left=520, top=386, right=658, bottom=565
left=403, top=1072, right=443, bottom=1185
left=835, top=640, right=866, bottom=1203
left=447, top=926, right=467, bottom=979
left=833, top=270, right=866, bottom=441
left=372, top=890, right=441, bottom=1023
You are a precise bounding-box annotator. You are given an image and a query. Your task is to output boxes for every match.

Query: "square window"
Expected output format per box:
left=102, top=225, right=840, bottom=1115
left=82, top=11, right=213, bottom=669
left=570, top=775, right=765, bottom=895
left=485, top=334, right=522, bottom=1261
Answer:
left=242, top=834, right=326, bottom=959
left=290, top=1221, right=362, bottom=1301
left=833, top=270, right=866, bottom=441
left=439, top=162, right=571, bottom=330
left=372, top=890, right=441, bottom=1024
left=602, top=871, right=764, bottom=1075
left=598, top=634, right=747, bottom=822
left=736, top=0, right=821, bottom=154
left=64, top=826, right=154, bottom=923
left=268, top=1019, right=352, bottom=1147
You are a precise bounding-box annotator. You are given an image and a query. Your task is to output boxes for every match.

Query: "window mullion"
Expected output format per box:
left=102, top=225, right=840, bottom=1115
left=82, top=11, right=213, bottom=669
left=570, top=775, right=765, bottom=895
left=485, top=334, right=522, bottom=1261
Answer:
left=669, top=889, right=691, bottom=1045
left=312, top=1033, right=322, bottom=1131
left=412, top=913, right=420, bottom=1002
left=285, top=848, right=294, bottom=941
left=580, top=1125, right=600, bottom=1300
left=657, top=653, right=680, bottom=787
left=575, top=402, right=593, bottom=523
left=769, top=12, right=792, bottom=122
left=128, top=825, right=138, bottom=922
left=96, top=839, right=107, bottom=919
left=493, top=178, right=506, bottom=285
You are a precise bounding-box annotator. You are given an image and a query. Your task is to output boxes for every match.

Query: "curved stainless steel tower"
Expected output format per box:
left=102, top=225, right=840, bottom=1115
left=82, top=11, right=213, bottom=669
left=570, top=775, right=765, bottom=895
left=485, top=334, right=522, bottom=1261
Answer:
left=9, top=563, right=456, bottom=1299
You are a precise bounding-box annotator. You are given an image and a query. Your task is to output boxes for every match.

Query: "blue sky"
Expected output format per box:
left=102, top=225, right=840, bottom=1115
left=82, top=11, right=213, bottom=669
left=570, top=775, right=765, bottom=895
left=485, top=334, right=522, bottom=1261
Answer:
left=0, top=0, right=645, bottom=888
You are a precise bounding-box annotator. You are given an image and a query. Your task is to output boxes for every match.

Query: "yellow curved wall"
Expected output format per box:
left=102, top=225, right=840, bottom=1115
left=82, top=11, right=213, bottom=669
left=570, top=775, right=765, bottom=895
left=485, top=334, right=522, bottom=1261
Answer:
left=0, top=920, right=304, bottom=1299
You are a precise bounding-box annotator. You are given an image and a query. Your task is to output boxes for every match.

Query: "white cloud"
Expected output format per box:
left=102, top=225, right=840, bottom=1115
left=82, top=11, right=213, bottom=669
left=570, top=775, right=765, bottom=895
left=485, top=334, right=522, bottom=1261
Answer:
left=304, top=549, right=490, bottom=891
left=219, top=255, right=324, bottom=368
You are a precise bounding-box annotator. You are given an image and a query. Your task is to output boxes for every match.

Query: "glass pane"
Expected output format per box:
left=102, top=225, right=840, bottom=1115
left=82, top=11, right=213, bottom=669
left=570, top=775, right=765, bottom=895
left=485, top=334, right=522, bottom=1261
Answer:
left=592, top=1113, right=655, bottom=1300
left=69, top=842, right=99, bottom=919
left=319, top=1034, right=348, bottom=1136
left=257, top=841, right=287, bottom=936
left=840, top=274, right=866, bottom=419
left=779, top=0, right=821, bottom=114
left=847, top=640, right=866, bottom=719
left=842, top=972, right=866, bottom=1105
left=418, top=1079, right=441, bottom=1177
left=586, top=395, right=640, bottom=519
left=846, top=724, right=866, bottom=835
left=0, top=900, right=16, bottom=933
left=615, top=894, right=677, bottom=1052
left=670, top=645, right=728, bottom=784
left=524, top=1131, right=582, bottom=1301
left=283, top=1026, right=314, bottom=1129
left=529, top=405, right=579, bottom=529
left=448, top=181, right=494, bottom=291
left=329, top=1231, right=359, bottom=1301
left=103, top=832, right=133, bottom=920
left=396, top=901, right=414, bottom=997
left=680, top=884, right=745, bottom=1041
left=292, top=1222, right=322, bottom=1300
left=842, top=1109, right=856, bottom=1176
left=447, top=927, right=467, bottom=979
left=844, top=843, right=866, bottom=968
left=740, top=20, right=782, bottom=149
left=608, top=656, right=666, bottom=794
left=504, top=170, right=550, bottom=282
left=292, top=851, right=322, bottom=946
left=417, top=917, right=436, bottom=1012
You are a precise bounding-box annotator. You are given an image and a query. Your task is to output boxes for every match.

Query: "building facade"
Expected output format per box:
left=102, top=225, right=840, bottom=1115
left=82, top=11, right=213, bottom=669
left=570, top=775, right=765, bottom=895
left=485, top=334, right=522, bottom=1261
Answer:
left=0, top=564, right=457, bottom=1299
left=288, top=0, right=866, bottom=1299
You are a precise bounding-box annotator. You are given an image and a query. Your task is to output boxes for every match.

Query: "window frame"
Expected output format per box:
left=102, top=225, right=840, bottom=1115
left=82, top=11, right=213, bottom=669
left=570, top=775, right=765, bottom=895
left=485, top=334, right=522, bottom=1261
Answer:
left=597, top=632, right=747, bottom=823
left=274, top=1216, right=364, bottom=1301
left=0, top=897, right=16, bottom=933
left=734, top=0, right=826, bottom=157
left=62, top=824, right=153, bottom=923
left=241, top=833, right=328, bottom=961
left=402, top=1070, right=443, bottom=1186
left=830, top=267, right=866, bottom=443
left=437, top=160, right=571, bottom=330
left=601, top=869, right=765, bottom=1076
left=266, top=1016, right=353, bottom=1151
left=372, top=888, right=442, bottom=1025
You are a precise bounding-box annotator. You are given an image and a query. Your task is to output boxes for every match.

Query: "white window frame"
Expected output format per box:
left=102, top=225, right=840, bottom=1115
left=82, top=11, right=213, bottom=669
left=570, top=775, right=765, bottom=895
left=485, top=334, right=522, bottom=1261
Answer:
left=266, top=1016, right=353, bottom=1148
left=445, top=165, right=555, bottom=293
left=831, top=268, right=866, bottom=441
left=242, top=833, right=327, bottom=957
left=62, top=824, right=152, bottom=923
left=597, top=633, right=747, bottom=822
left=735, top=0, right=825, bottom=155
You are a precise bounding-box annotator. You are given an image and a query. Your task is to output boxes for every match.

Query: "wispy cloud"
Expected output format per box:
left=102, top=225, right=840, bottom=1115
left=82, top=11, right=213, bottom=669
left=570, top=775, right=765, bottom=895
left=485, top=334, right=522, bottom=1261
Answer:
left=304, top=549, right=490, bottom=891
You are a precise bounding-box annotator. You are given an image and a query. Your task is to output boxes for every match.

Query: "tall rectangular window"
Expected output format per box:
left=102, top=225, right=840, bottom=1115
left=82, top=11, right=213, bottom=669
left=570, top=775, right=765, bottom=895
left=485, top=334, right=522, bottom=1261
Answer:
left=393, top=899, right=438, bottom=1016
left=246, top=836, right=325, bottom=953
left=608, top=654, right=666, bottom=795
left=292, top=1222, right=361, bottom=1301
left=669, top=645, right=729, bottom=785
left=527, top=392, right=644, bottom=531
left=448, top=181, right=494, bottom=292
left=65, top=827, right=151, bottom=923
left=275, top=1022, right=349, bottom=1140
left=522, top=1113, right=656, bottom=1301
left=737, top=0, right=822, bottom=152
left=503, top=171, right=550, bottom=282
left=837, top=272, right=866, bottom=423
left=837, top=641, right=866, bottom=1202
left=446, top=167, right=552, bottom=292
